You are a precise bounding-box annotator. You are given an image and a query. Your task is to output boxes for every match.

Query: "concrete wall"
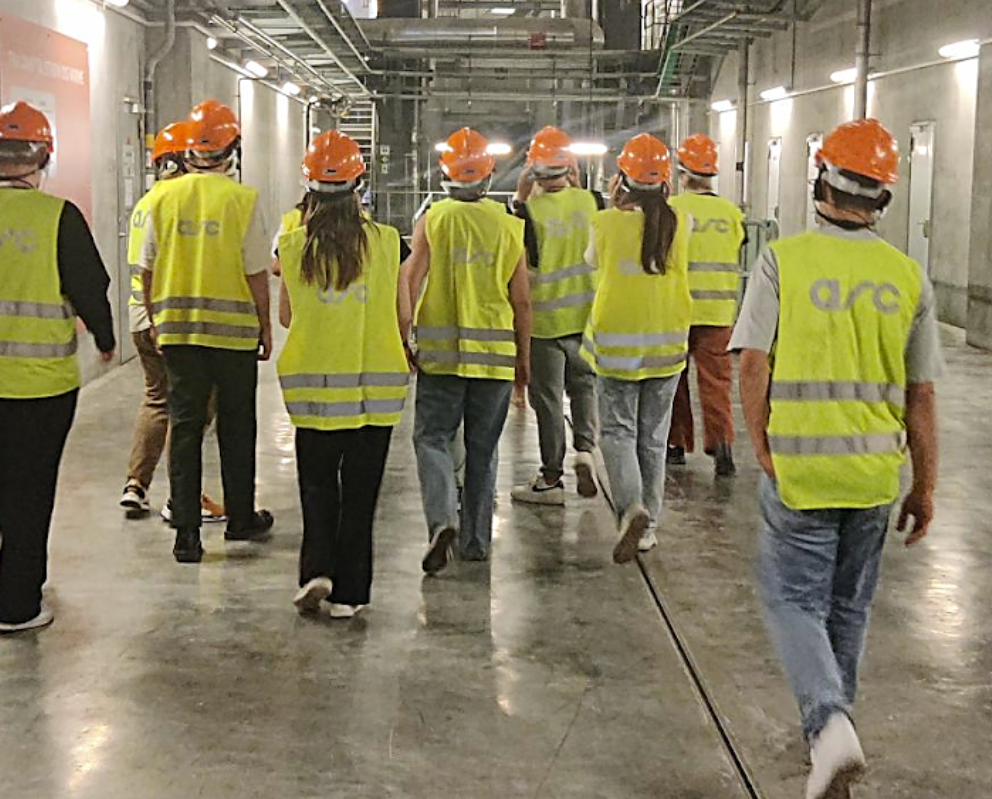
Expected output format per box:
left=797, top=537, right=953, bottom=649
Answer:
left=967, top=43, right=992, bottom=350
left=708, top=0, right=992, bottom=333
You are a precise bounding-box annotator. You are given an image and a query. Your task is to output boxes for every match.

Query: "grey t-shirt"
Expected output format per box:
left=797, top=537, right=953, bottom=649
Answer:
left=729, top=223, right=944, bottom=383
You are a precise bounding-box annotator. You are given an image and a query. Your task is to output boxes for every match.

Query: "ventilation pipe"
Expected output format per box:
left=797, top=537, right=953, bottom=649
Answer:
left=363, top=18, right=604, bottom=50
left=735, top=38, right=750, bottom=209
left=854, top=0, right=871, bottom=119
left=143, top=0, right=176, bottom=152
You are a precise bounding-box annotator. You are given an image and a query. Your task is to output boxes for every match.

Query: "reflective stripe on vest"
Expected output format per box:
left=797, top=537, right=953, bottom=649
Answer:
left=669, top=193, right=744, bottom=327
left=580, top=206, right=692, bottom=381
left=0, top=188, right=80, bottom=399
left=526, top=188, right=599, bottom=339
left=277, top=217, right=410, bottom=431
left=767, top=230, right=922, bottom=510
left=417, top=198, right=524, bottom=380
left=149, top=173, right=260, bottom=351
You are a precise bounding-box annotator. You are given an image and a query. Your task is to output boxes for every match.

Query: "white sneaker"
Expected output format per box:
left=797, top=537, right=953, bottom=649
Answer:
left=510, top=475, right=565, bottom=506
left=574, top=452, right=598, bottom=498
left=329, top=603, right=365, bottom=619
left=294, top=577, right=333, bottom=614
left=120, top=483, right=150, bottom=514
left=0, top=605, right=54, bottom=633
left=806, top=713, right=866, bottom=799
left=638, top=530, right=658, bottom=553
left=613, top=505, right=650, bottom=564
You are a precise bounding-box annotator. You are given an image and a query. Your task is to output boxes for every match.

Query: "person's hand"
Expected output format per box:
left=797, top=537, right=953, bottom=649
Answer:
left=258, top=327, right=273, bottom=362
left=99, top=349, right=116, bottom=363
left=897, top=488, right=934, bottom=547
left=608, top=173, right=623, bottom=207
left=149, top=325, right=163, bottom=354
left=567, top=163, right=581, bottom=187
left=512, top=383, right=527, bottom=410
left=514, top=356, right=530, bottom=398
left=515, top=168, right=535, bottom=203
left=755, top=444, right=776, bottom=480
left=404, top=342, right=419, bottom=373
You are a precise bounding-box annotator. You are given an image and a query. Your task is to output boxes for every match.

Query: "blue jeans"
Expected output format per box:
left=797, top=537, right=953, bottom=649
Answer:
left=413, top=374, right=512, bottom=558
left=597, top=375, right=680, bottom=525
left=758, top=475, right=890, bottom=740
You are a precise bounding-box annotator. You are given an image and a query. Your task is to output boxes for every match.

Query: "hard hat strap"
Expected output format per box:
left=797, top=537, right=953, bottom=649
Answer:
left=820, top=161, right=885, bottom=199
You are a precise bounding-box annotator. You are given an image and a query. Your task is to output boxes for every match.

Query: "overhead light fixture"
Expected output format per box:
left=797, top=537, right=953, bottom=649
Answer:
left=434, top=142, right=452, bottom=153
left=245, top=60, right=268, bottom=78
left=760, top=85, right=790, bottom=102
left=710, top=99, right=734, bottom=113
left=206, top=36, right=218, bottom=51
left=830, top=67, right=857, bottom=84
left=282, top=81, right=301, bottom=96
left=938, top=39, right=980, bottom=60
left=486, top=142, right=512, bottom=156
left=569, top=142, right=608, bottom=156
left=106, top=0, right=131, bottom=6
left=490, top=7, right=516, bottom=15
left=308, top=95, right=319, bottom=104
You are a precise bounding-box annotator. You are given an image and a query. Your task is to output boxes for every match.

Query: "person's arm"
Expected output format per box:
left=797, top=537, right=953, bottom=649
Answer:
left=140, top=205, right=159, bottom=343
left=57, top=202, right=116, bottom=359
left=278, top=276, right=291, bottom=329
left=739, top=349, right=775, bottom=479
left=508, top=252, right=532, bottom=394
left=401, top=215, right=431, bottom=342
left=243, top=203, right=274, bottom=361
left=519, top=205, right=540, bottom=271
left=898, top=382, right=937, bottom=546
left=248, top=271, right=272, bottom=361
left=514, top=167, right=535, bottom=205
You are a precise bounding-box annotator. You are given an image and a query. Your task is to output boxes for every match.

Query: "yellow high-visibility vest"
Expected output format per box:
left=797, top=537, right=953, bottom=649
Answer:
left=0, top=189, right=79, bottom=399
left=767, top=231, right=922, bottom=510
left=127, top=183, right=164, bottom=308
left=526, top=187, right=599, bottom=339
left=277, top=216, right=409, bottom=431
left=581, top=206, right=692, bottom=381
left=416, top=198, right=524, bottom=381
left=669, top=192, right=745, bottom=327
left=148, top=173, right=260, bottom=351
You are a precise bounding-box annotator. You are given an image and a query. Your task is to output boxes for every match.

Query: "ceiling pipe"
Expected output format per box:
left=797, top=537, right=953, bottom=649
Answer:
left=362, top=18, right=604, bottom=50
left=854, top=0, right=872, bottom=119
left=143, top=0, right=176, bottom=152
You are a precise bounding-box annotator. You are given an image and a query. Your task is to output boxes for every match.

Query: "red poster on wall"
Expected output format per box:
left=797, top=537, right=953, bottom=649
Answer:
left=0, top=15, right=92, bottom=221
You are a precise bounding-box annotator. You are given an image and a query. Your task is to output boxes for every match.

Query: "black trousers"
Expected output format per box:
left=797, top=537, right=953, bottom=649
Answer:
left=296, top=425, right=392, bottom=606
left=162, top=346, right=258, bottom=532
left=0, top=390, right=77, bottom=624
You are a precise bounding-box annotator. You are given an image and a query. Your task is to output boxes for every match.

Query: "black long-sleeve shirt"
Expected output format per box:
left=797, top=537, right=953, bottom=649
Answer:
left=56, top=200, right=115, bottom=353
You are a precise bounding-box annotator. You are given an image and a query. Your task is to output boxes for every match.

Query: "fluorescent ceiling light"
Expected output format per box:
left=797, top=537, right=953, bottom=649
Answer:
left=710, top=99, right=734, bottom=113
left=245, top=60, right=268, bottom=78
left=206, top=36, right=218, bottom=51
left=938, top=39, right=980, bottom=60
left=490, top=7, right=516, bottom=15
left=486, top=142, right=512, bottom=156
left=106, top=0, right=130, bottom=6
left=308, top=95, right=319, bottom=104
left=830, top=67, right=857, bottom=84
left=282, top=81, right=301, bottom=96
left=569, top=142, right=608, bottom=156
left=434, top=142, right=452, bottom=153
left=760, top=85, right=789, bottom=102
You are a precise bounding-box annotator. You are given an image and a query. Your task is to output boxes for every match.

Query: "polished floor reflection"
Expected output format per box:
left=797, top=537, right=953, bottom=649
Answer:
left=1, top=327, right=988, bottom=798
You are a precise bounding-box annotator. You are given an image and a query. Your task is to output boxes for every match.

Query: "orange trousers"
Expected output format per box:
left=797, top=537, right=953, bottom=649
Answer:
left=668, top=325, right=735, bottom=454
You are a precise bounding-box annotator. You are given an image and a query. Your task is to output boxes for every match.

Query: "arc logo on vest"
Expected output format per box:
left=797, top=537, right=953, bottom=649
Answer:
left=132, top=209, right=150, bottom=230
left=452, top=246, right=496, bottom=269
left=177, top=219, right=221, bottom=237
left=692, top=217, right=734, bottom=235
left=810, top=279, right=901, bottom=315
left=318, top=284, right=368, bottom=306
left=0, top=228, right=38, bottom=254
left=542, top=210, right=591, bottom=239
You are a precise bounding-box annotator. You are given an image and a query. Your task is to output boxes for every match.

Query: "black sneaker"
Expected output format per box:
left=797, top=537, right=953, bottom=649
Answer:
left=173, top=529, right=203, bottom=564
left=667, top=446, right=686, bottom=466
left=422, top=526, right=457, bottom=575
left=225, top=510, right=275, bottom=541
left=714, top=443, right=736, bottom=477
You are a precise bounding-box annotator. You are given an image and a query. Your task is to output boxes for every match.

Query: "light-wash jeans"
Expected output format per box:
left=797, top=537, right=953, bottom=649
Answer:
left=530, top=334, right=598, bottom=480
left=414, top=374, right=512, bottom=559
left=597, top=375, right=680, bottom=525
left=758, top=474, right=890, bottom=740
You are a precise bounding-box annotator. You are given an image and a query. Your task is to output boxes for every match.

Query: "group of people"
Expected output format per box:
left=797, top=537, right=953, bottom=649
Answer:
left=0, top=95, right=941, bottom=799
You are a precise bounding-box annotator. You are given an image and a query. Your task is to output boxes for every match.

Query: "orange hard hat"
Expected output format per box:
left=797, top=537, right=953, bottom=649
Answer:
left=0, top=101, right=54, bottom=153
left=302, top=130, right=366, bottom=185
left=152, top=121, right=190, bottom=162
left=817, top=118, right=899, bottom=185
left=439, top=127, right=495, bottom=183
left=527, top=126, right=574, bottom=173
left=677, top=133, right=718, bottom=176
left=617, top=133, right=672, bottom=188
left=187, top=99, right=240, bottom=153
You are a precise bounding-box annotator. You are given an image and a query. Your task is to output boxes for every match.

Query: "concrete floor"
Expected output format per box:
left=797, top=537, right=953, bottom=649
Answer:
left=0, top=327, right=989, bottom=798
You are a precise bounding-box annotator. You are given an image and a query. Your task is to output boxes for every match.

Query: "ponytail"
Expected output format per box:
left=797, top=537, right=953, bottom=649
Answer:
left=297, top=190, right=368, bottom=291
left=630, top=186, right=678, bottom=275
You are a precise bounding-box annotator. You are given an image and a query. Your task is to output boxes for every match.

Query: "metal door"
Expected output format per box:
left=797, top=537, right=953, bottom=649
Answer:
left=805, top=133, right=823, bottom=230
left=907, top=121, right=936, bottom=273
left=116, top=99, right=142, bottom=363
left=766, top=137, right=782, bottom=225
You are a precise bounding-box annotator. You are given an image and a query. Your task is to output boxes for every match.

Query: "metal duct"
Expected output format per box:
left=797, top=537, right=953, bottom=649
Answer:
left=361, top=18, right=604, bottom=50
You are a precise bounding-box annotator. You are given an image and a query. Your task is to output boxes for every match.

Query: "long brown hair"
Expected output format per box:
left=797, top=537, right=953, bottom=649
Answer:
left=629, top=185, right=678, bottom=275
left=298, top=190, right=368, bottom=291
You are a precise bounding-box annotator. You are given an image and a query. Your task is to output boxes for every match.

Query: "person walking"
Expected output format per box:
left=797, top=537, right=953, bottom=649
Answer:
left=140, top=99, right=274, bottom=564
left=119, top=121, right=224, bottom=523
left=666, top=133, right=745, bottom=476
left=0, top=101, right=115, bottom=632
left=277, top=131, right=409, bottom=620
left=403, top=127, right=530, bottom=574
left=733, top=118, right=941, bottom=799
left=581, top=133, right=692, bottom=561
left=509, top=126, right=601, bottom=506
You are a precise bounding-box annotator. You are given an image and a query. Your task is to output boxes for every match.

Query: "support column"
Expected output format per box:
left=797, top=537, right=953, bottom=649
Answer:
left=967, top=43, right=992, bottom=351
left=854, top=0, right=872, bottom=120
left=735, top=39, right=750, bottom=210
